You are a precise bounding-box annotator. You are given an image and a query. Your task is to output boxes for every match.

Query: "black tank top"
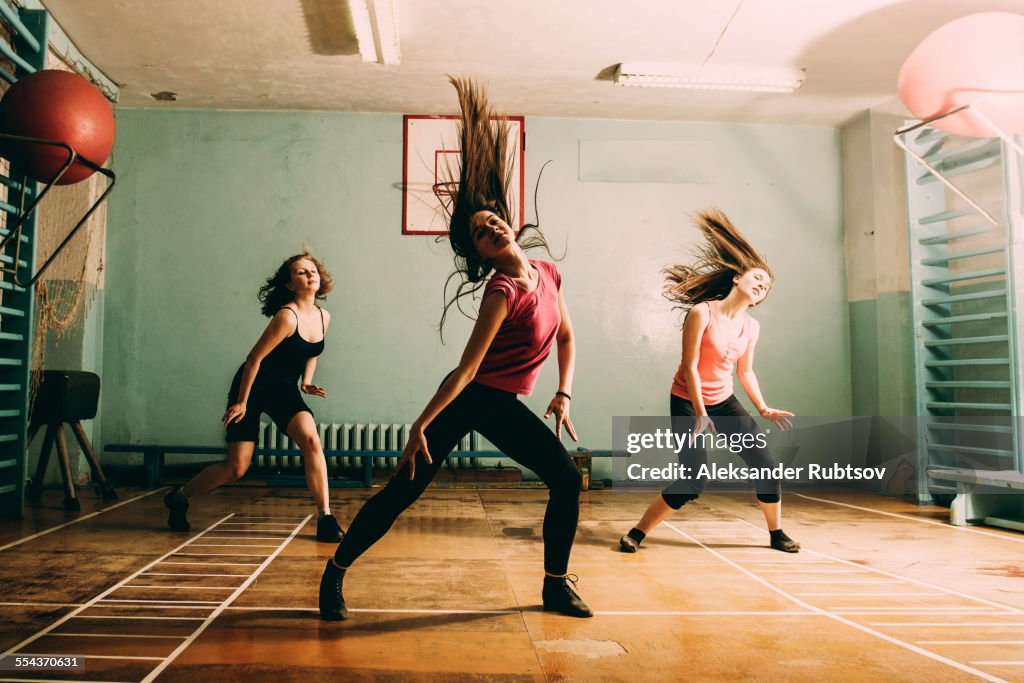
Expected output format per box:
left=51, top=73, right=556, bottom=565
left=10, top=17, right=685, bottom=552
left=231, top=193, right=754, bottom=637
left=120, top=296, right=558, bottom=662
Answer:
left=258, top=307, right=325, bottom=383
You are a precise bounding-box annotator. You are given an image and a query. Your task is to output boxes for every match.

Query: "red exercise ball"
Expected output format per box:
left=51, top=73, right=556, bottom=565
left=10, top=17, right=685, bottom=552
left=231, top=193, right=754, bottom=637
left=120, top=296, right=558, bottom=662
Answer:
left=0, top=69, right=115, bottom=185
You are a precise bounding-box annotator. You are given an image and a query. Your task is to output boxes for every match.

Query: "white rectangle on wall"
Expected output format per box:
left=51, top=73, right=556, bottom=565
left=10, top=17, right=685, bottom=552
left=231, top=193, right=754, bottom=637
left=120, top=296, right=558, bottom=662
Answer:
left=579, top=140, right=717, bottom=184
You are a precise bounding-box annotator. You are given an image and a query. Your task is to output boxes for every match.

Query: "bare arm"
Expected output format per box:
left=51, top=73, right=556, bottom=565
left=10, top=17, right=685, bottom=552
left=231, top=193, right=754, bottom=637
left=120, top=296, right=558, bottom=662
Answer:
left=399, top=291, right=508, bottom=478
left=736, top=324, right=793, bottom=428
left=223, top=309, right=295, bottom=425
left=301, top=356, right=326, bottom=398
left=543, top=290, right=578, bottom=441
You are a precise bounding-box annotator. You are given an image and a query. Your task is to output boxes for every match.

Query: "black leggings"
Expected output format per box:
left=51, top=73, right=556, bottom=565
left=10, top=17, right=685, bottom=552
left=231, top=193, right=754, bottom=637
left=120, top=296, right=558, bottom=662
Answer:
left=661, top=394, right=781, bottom=509
left=335, top=380, right=582, bottom=574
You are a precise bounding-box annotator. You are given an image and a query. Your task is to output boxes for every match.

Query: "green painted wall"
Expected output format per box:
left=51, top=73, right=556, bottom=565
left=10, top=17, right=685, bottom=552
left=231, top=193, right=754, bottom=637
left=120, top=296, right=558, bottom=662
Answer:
left=841, top=110, right=915, bottom=418
left=102, top=110, right=849, bottom=468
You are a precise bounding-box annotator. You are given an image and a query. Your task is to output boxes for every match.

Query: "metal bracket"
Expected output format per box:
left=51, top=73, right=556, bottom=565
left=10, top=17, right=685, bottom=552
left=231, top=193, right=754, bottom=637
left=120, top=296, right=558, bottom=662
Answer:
left=0, top=133, right=116, bottom=288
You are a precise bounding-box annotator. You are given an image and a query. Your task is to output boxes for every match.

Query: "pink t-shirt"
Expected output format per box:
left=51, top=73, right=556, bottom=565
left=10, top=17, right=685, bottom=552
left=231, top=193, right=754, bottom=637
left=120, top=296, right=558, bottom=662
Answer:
left=672, top=299, right=759, bottom=405
left=475, top=260, right=562, bottom=395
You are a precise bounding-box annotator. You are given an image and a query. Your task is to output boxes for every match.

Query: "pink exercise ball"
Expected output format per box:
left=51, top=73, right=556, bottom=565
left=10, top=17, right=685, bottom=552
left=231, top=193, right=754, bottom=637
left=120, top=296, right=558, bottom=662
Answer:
left=898, top=12, right=1024, bottom=137
left=0, top=69, right=115, bottom=185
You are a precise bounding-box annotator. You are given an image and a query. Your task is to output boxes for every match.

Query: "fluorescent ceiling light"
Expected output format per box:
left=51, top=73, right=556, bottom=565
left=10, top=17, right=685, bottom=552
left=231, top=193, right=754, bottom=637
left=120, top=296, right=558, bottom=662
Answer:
left=614, top=62, right=805, bottom=93
left=348, top=0, right=401, bottom=66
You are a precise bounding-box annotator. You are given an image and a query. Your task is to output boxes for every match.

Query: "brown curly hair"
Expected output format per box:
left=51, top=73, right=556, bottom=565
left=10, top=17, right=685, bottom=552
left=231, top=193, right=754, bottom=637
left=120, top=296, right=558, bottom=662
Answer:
left=257, top=252, right=334, bottom=317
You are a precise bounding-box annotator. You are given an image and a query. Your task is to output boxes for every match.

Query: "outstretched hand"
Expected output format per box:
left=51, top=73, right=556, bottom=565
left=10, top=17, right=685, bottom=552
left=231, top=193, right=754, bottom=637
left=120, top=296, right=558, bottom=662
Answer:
left=544, top=394, right=578, bottom=442
left=397, top=425, right=433, bottom=480
left=759, top=407, right=795, bottom=430
left=301, top=384, right=327, bottom=398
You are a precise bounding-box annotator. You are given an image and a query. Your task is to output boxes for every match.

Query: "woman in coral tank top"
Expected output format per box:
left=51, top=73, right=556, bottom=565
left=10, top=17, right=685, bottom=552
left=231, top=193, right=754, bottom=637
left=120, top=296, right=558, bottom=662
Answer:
left=619, top=209, right=800, bottom=554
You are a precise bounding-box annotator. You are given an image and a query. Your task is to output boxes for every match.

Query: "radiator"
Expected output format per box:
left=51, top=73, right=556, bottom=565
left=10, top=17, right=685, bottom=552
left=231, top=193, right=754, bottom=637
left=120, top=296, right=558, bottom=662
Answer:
left=256, top=421, right=482, bottom=471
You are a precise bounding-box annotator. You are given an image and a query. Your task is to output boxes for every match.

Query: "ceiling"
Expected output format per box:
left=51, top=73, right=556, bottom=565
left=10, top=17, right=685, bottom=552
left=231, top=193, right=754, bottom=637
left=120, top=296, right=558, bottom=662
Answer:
left=39, top=0, right=1024, bottom=126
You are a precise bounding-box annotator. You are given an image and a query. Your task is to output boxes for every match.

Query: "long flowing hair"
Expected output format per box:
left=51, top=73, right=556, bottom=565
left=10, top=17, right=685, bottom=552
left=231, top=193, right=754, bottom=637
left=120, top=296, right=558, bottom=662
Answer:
left=663, top=208, right=773, bottom=312
left=437, top=77, right=552, bottom=340
left=257, top=252, right=334, bottom=317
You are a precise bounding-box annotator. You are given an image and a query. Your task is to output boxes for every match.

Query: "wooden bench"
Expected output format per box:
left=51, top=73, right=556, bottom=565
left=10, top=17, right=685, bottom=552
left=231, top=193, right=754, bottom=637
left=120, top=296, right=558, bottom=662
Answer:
left=926, top=466, right=1024, bottom=531
left=103, top=444, right=610, bottom=490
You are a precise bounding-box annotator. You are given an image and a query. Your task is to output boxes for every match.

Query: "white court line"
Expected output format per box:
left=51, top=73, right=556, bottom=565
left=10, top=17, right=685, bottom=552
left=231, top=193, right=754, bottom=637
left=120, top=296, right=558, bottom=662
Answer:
left=755, top=569, right=867, bottom=574
left=663, top=521, right=1008, bottom=683
left=172, top=552, right=271, bottom=557
left=920, top=641, right=1024, bottom=645
left=832, top=607, right=1001, bottom=612
left=199, top=537, right=287, bottom=541
left=17, top=653, right=164, bottom=661
left=159, top=561, right=261, bottom=567
left=0, top=679, right=134, bottom=683
left=735, top=560, right=836, bottom=564
left=55, top=633, right=188, bottom=639
left=0, top=601, right=84, bottom=608
left=189, top=544, right=281, bottom=548
left=121, top=585, right=237, bottom=591
left=197, top=529, right=291, bottom=533
left=774, top=580, right=908, bottom=585
left=729, top=515, right=1024, bottom=616
left=141, top=515, right=310, bottom=683
left=88, top=606, right=218, bottom=610
left=797, top=593, right=943, bottom=597
left=795, top=494, right=1024, bottom=545
left=140, top=573, right=250, bottom=578
left=973, top=661, right=1024, bottom=666
left=216, top=523, right=299, bottom=527
left=98, top=599, right=220, bottom=605
left=0, top=513, right=235, bottom=658
left=833, top=611, right=1006, bottom=616
left=220, top=606, right=819, bottom=616
left=0, top=489, right=164, bottom=553
left=74, top=615, right=206, bottom=621
left=873, top=623, right=1024, bottom=628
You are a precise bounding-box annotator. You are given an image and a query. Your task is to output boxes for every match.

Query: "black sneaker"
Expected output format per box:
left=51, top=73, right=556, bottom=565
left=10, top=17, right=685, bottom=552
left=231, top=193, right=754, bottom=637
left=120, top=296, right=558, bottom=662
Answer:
left=770, top=533, right=800, bottom=553
left=316, top=514, right=344, bottom=542
left=619, top=534, right=640, bottom=553
left=163, top=487, right=190, bottom=532
left=319, top=560, right=349, bottom=621
left=542, top=574, right=593, bottom=618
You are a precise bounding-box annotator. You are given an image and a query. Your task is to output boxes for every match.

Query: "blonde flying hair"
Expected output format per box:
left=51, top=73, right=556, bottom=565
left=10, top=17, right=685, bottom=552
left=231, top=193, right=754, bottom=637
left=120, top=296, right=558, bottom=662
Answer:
left=663, top=208, right=773, bottom=311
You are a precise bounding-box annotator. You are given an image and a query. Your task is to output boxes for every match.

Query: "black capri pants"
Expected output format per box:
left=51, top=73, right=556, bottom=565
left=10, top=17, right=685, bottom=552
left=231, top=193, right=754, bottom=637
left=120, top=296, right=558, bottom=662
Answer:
left=661, top=394, right=781, bottom=509
left=335, top=380, right=583, bottom=574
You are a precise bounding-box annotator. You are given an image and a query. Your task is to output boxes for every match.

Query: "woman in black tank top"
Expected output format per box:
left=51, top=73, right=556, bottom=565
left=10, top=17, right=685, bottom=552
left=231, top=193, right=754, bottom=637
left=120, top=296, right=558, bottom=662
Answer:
left=163, top=253, right=344, bottom=543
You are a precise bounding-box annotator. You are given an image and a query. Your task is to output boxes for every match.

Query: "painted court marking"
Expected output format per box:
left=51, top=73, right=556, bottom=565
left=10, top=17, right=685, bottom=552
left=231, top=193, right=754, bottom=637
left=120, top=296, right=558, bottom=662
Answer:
left=794, top=494, right=1024, bottom=545
left=0, top=489, right=164, bottom=553
left=141, top=516, right=309, bottom=683
left=729, top=515, right=1023, bottom=617
left=0, top=513, right=306, bottom=680
left=665, top=520, right=1009, bottom=683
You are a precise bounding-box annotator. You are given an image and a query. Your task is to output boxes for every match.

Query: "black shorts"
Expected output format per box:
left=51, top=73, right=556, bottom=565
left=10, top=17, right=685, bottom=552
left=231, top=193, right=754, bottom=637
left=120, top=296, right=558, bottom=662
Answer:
left=224, top=367, right=313, bottom=443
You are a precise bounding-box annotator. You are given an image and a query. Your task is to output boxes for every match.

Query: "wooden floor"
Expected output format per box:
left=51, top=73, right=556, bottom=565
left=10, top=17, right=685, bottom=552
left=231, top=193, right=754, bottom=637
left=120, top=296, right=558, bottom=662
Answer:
left=0, top=486, right=1022, bottom=682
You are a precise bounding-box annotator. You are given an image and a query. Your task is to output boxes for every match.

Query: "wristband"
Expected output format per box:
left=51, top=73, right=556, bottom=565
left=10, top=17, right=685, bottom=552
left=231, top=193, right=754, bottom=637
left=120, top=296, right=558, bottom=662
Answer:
left=556, top=391, right=572, bottom=401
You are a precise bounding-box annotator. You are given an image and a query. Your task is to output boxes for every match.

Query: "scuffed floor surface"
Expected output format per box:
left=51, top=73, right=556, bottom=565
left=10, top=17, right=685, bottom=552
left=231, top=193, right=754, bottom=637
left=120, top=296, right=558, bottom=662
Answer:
left=0, top=486, right=1021, bottom=682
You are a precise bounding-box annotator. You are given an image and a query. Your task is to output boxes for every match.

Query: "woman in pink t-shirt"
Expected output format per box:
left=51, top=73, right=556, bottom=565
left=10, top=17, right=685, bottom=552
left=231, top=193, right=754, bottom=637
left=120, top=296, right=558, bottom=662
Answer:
left=619, top=209, right=801, bottom=554
left=318, top=78, right=591, bottom=621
